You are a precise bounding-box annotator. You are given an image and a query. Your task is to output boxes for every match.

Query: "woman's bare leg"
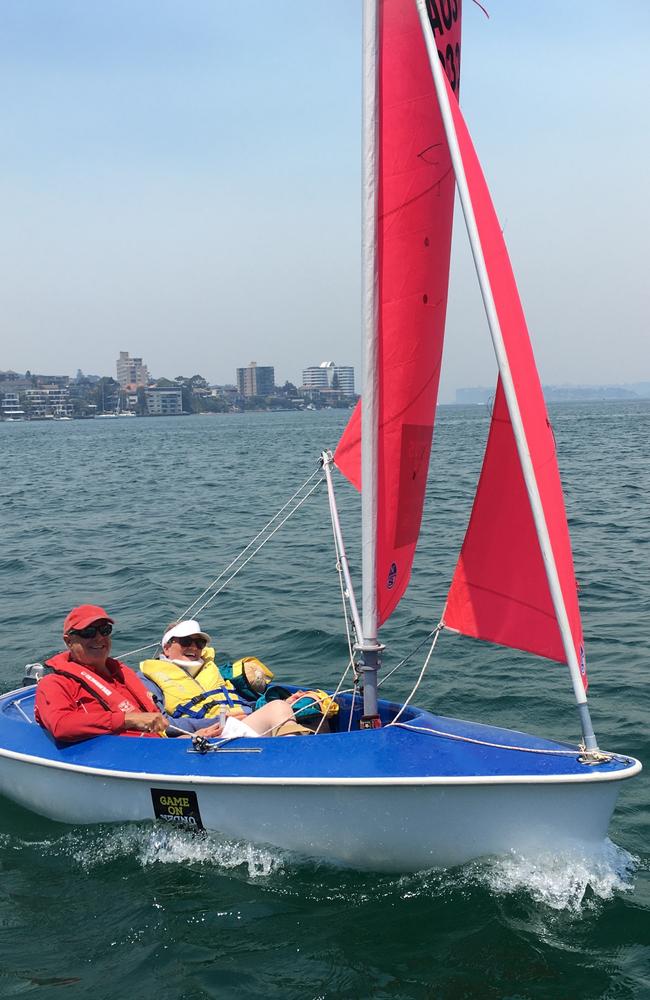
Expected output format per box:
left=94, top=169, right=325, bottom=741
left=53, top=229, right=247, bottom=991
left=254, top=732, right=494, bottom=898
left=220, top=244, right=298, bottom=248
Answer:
left=245, top=700, right=293, bottom=736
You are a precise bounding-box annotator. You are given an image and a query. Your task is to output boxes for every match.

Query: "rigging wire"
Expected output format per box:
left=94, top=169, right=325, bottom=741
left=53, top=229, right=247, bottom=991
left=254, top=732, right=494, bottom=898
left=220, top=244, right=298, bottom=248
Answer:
left=388, top=623, right=444, bottom=726
left=188, top=477, right=324, bottom=621
left=195, top=476, right=363, bottom=748
left=181, top=464, right=324, bottom=621
left=309, top=474, right=362, bottom=737
left=377, top=627, right=439, bottom=688
left=117, top=467, right=325, bottom=660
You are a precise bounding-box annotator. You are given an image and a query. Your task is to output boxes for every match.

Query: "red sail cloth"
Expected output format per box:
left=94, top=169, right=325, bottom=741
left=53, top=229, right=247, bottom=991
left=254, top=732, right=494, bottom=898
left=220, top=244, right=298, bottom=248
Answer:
left=442, top=81, right=587, bottom=685
left=334, top=0, right=462, bottom=627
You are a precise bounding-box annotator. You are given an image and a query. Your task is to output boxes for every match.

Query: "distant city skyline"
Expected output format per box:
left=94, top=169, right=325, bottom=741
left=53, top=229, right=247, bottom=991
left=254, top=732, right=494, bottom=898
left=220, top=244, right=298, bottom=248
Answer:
left=0, top=353, right=362, bottom=395
left=1, top=3, right=648, bottom=403
left=0, top=361, right=358, bottom=419
left=5, top=361, right=648, bottom=405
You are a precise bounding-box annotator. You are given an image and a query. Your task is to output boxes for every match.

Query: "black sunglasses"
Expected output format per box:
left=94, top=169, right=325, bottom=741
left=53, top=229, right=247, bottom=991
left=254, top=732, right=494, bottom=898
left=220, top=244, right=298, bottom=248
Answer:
left=173, top=635, right=207, bottom=650
left=71, top=622, right=113, bottom=639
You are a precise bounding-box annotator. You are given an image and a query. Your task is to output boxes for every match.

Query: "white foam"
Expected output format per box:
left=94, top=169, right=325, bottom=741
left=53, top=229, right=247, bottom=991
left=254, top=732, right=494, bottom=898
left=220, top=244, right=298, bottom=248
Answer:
left=134, top=826, right=284, bottom=878
left=10, top=825, right=638, bottom=912
left=464, top=839, right=638, bottom=912
left=35, top=823, right=285, bottom=880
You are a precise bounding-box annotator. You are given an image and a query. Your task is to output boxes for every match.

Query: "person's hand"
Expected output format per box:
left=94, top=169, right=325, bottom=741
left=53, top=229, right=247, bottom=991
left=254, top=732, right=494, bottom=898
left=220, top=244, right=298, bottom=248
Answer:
left=196, top=720, right=224, bottom=739
left=124, top=711, right=168, bottom=734
left=286, top=691, right=307, bottom=706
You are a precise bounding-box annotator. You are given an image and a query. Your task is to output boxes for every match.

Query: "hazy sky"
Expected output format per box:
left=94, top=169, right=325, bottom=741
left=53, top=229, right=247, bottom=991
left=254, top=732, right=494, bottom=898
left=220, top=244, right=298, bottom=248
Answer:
left=1, top=1, right=648, bottom=401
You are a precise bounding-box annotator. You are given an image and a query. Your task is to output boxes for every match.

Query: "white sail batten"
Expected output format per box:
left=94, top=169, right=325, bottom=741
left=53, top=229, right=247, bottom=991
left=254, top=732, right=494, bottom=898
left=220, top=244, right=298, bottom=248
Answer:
left=414, top=0, right=598, bottom=750
left=360, top=0, right=381, bottom=716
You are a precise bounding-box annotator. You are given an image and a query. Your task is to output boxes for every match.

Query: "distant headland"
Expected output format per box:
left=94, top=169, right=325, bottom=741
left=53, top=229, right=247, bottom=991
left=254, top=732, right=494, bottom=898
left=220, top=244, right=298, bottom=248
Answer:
left=455, top=383, right=650, bottom=405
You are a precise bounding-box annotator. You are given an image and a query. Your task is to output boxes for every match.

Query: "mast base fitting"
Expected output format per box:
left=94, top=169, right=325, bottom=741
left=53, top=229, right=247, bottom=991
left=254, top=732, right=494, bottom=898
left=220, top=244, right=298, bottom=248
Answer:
left=360, top=715, right=382, bottom=730
left=577, top=751, right=613, bottom=765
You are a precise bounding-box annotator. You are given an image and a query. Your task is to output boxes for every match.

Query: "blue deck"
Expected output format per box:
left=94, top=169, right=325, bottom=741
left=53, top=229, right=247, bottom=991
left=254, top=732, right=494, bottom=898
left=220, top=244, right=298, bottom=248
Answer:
left=0, top=687, right=636, bottom=781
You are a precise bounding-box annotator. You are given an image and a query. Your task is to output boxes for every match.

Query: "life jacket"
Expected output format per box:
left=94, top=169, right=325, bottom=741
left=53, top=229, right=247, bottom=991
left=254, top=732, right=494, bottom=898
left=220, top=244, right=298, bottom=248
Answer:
left=220, top=656, right=274, bottom=701
left=140, top=648, right=251, bottom=721
left=45, top=652, right=153, bottom=715
left=255, top=685, right=339, bottom=723
left=290, top=689, right=339, bottom=722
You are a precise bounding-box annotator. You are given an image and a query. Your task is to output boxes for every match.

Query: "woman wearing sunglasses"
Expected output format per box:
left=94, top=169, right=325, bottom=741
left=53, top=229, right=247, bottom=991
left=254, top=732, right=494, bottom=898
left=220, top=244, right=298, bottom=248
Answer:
left=35, top=604, right=168, bottom=742
left=140, top=619, right=300, bottom=739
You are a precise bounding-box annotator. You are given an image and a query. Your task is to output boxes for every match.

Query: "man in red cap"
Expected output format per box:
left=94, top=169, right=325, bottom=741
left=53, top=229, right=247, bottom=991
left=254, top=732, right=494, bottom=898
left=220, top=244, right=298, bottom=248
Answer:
left=35, top=604, right=168, bottom=742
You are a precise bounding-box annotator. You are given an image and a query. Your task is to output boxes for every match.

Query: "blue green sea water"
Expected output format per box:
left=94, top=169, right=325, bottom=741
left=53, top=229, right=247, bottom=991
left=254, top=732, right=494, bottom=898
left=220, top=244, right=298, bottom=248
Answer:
left=0, top=402, right=648, bottom=999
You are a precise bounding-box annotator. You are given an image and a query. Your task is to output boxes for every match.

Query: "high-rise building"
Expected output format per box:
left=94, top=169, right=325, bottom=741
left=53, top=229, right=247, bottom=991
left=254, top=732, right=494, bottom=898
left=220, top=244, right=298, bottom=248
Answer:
left=302, top=361, right=355, bottom=396
left=116, top=351, right=150, bottom=389
left=236, top=362, right=275, bottom=397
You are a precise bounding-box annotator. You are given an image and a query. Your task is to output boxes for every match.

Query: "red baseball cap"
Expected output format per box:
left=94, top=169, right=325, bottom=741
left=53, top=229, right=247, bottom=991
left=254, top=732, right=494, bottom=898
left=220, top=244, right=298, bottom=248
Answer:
left=63, top=604, right=114, bottom=635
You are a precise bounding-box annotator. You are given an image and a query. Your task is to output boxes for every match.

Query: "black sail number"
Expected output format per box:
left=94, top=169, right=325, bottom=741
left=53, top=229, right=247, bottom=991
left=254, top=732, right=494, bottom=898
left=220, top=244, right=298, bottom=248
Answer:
left=437, top=43, right=461, bottom=94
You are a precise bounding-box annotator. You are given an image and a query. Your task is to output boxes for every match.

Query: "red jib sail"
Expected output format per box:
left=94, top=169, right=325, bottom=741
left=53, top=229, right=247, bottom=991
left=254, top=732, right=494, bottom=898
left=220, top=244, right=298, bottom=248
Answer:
left=334, top=0, right=462, bottom=626
left=442, top=79, right=587, bottom=685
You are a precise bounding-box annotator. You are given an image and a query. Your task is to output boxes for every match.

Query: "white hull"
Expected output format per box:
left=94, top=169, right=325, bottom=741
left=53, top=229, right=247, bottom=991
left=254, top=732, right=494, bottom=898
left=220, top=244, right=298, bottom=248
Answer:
left=0, top=751, right=628, bottom=871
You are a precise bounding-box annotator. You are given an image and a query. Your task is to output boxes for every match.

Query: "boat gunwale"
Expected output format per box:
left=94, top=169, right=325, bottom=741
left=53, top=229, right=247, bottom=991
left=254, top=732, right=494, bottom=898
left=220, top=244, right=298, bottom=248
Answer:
left=0, top=743, right=640, bottom=786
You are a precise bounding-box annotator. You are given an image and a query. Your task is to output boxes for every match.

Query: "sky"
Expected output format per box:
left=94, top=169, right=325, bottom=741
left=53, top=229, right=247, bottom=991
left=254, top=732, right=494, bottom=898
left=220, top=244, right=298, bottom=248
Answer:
left=1, top=1, right=648, bottom=402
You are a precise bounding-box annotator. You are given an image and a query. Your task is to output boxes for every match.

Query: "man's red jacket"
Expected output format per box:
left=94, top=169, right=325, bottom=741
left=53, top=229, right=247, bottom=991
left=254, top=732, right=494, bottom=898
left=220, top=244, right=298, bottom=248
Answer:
left=35, top=651, right=157, bottom=742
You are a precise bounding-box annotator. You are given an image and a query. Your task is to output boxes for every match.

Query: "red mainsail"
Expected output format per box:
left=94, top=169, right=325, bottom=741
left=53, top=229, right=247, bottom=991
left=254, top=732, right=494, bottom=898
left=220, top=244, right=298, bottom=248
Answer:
left=442, top=79, right=587, bottom=684
left=334, top=0, right=462, bottom=626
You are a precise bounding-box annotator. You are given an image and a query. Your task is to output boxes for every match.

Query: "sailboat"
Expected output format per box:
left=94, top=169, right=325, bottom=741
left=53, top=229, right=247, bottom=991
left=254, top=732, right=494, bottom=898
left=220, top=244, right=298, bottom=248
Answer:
left=96, top=389, right=136, bottom=418
left=95, top=383, right=119, bottom=418
left=115, top=393, right=136, bottom=417
left=0, top=0, right=639, bottom=871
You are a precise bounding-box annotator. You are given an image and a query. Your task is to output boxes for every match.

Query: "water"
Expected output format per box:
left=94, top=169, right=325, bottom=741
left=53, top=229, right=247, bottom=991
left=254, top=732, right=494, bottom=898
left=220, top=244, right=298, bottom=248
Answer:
left=1, top=403, right=648, bottom=999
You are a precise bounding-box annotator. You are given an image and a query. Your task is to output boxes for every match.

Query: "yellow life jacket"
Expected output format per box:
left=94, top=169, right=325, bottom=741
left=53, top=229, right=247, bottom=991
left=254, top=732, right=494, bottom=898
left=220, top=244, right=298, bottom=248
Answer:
left=227, top=657, right=274, bottom=699
left=140, top=648, right=250, bottom=721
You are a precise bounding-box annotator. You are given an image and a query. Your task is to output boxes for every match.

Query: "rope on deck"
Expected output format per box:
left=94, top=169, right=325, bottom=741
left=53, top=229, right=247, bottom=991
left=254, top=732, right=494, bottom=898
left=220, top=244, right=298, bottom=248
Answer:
left=391, top=720, right=621, bottom=762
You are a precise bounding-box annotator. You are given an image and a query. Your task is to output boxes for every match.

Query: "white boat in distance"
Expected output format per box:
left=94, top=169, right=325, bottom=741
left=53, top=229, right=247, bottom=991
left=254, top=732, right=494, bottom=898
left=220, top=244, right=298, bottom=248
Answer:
left=0, top=0, right=640, bottom=871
